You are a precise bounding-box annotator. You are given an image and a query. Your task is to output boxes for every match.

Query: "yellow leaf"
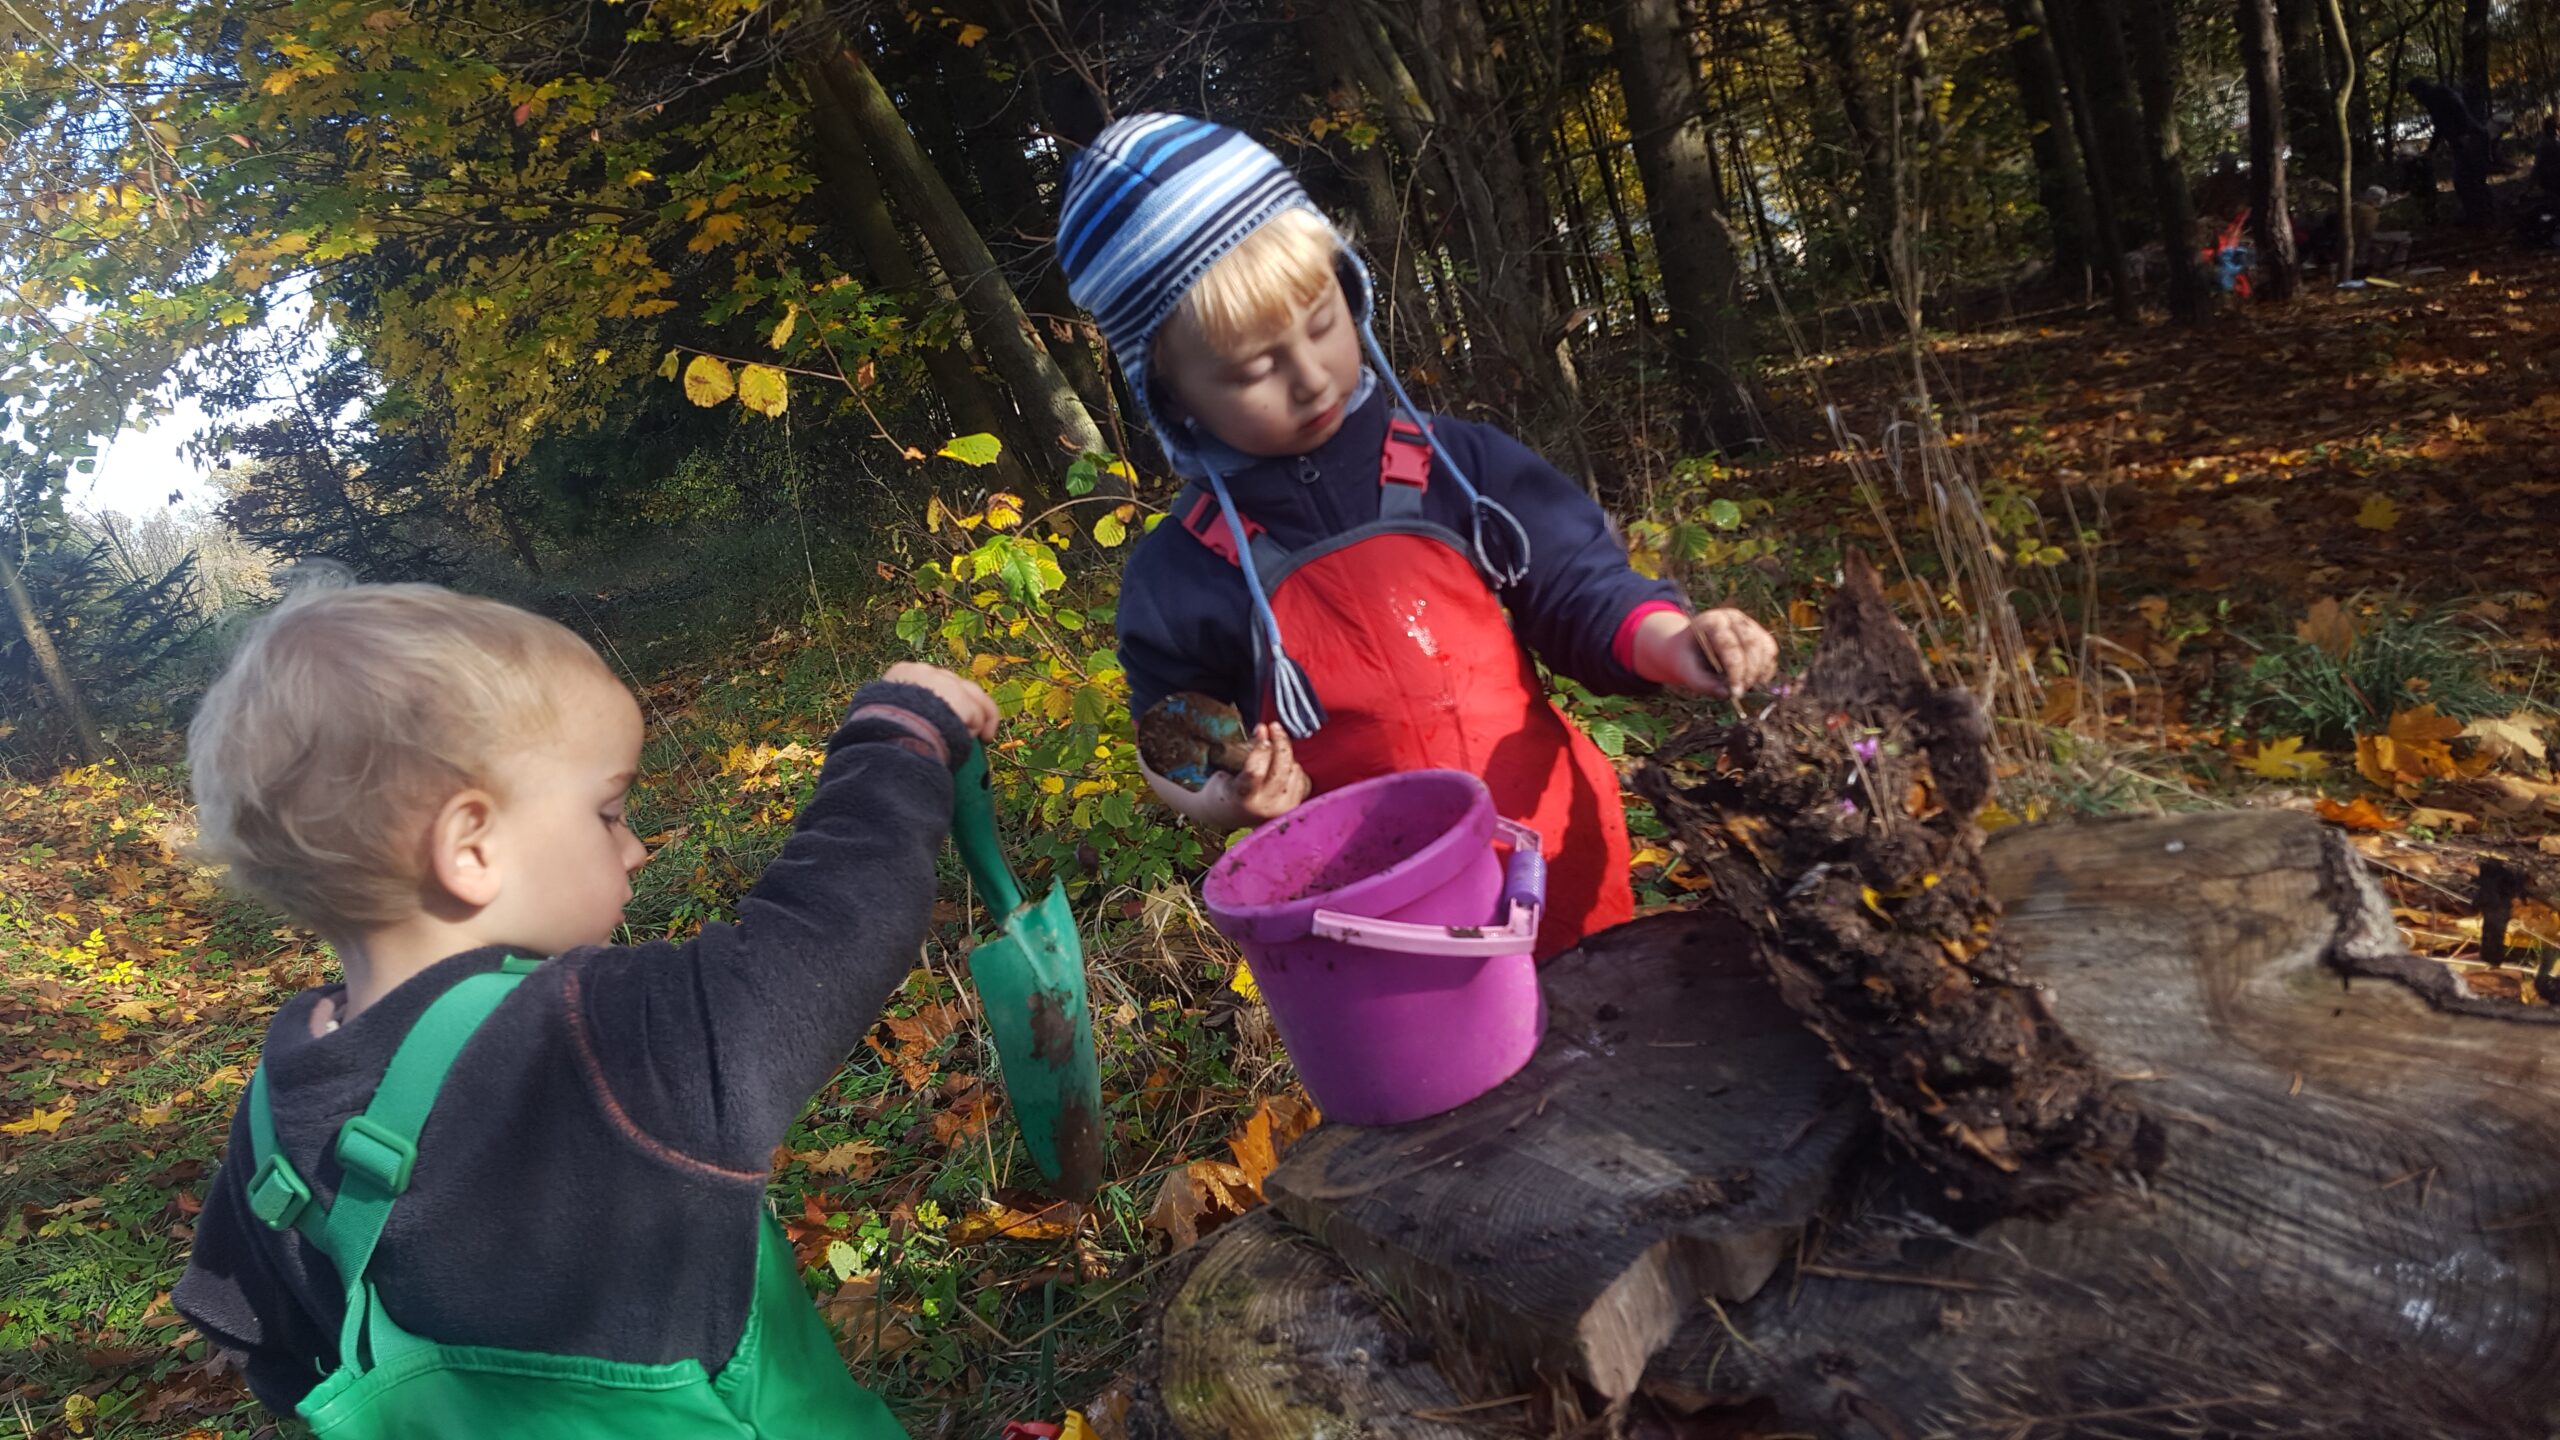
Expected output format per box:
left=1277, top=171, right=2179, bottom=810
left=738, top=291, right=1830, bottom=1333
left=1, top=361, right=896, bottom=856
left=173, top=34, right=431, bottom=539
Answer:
left=955, top=21, right=989, bottom=45
left=946, top=1202, right=1079, bottom=1244
left=1630, top=846, right=1673, bottom=869
left=2244, top=736, right=2329, bottom=779
left=984, top=492, right=1024, bottom=531
left=2, top=1101, right=74, bottom=1135
left=1226, top=1092, right=1320, bottom=1196
left=736, top=363, right=789, bottom=419
left=1229, top=960, right=1260, bottom=1004
left=2354, top=493, right=2400, bottom=531
left=1093, top=510, right=1128, bottom=547
left=137, top=1099, right=174, bottom=1127
left=107, top=999, right=153, bottom=1022
left=683, top=355, right=735, bottom=407
left=95, top=1021, right=126, bottom=1042
left=768, top=304, right=798, bottom=350
left=2464, top=714, right=2549, bottom=769
left=658, top=348, right=681, bottom=380
left=688, top=211, right=747, bottom=252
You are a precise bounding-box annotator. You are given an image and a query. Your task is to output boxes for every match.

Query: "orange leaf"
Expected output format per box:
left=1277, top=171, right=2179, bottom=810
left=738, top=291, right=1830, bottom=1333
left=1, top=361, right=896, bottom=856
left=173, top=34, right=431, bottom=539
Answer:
left=930, top=1086, right=997, bottom=1146
left=1143, top=1159, right=1258, bottom=1252
left=2314, top=796, right=2400, bottom=832
left=1226, top=1091, right=1322, bottom=1196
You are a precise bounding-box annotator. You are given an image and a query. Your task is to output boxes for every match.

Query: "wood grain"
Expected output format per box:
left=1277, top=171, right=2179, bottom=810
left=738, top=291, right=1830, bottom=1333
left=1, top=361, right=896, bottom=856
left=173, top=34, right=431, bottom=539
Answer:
left=1264, top=908, right=1871, bottom=1401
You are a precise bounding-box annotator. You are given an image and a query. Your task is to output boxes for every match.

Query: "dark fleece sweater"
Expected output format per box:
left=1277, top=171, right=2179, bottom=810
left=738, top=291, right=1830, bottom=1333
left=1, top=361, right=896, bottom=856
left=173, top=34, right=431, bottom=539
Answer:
left=1114, top=388, right=1686, bottom=719
left=173, top=681, right=971, bottom=1415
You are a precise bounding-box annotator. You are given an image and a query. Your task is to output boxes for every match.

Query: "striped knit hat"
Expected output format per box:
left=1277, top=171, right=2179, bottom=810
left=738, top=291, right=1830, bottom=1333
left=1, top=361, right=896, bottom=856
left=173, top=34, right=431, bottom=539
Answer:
left=1058, top=113, right=1373, bottom=480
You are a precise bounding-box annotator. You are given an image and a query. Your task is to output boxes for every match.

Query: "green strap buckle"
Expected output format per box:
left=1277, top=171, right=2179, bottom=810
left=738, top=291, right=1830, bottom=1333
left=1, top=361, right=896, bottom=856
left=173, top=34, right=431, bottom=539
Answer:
left=499, top=955, right=542, bottom=975
left=336, top=1115, right=418, bottom=1195
left=246, top=1153, right=313, bottom=1230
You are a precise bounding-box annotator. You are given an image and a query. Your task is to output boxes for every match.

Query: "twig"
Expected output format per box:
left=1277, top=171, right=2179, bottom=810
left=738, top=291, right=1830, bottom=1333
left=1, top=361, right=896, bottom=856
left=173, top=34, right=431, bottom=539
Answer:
left=1797, top=1263, right=1999, bottom=1293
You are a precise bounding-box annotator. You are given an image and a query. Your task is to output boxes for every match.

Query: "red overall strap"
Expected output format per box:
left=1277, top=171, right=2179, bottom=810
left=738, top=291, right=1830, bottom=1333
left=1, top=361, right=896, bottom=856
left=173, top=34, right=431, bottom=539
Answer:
left=1178, top=488, right=1262, bottom=566
left=1380, top=416, right=1429, bottom=519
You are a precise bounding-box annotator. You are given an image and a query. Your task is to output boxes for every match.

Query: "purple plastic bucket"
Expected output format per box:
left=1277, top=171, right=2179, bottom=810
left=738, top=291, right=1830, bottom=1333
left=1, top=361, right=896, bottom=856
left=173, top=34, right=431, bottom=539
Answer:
left=1202, top=770, right=1545, bottom=1126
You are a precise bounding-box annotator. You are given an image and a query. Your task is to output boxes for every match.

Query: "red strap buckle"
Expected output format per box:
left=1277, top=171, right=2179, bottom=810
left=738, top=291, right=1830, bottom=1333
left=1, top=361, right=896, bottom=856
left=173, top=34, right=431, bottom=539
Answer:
left=1380, top=418, right=1431, bottom=489
left=1182, top=491, right=1261, bottom=567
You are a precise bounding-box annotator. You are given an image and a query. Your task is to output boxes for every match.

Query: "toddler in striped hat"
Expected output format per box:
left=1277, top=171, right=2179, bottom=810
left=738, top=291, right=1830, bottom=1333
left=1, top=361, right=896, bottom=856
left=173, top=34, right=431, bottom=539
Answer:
left=1060, top=113, right=1778, bottom=958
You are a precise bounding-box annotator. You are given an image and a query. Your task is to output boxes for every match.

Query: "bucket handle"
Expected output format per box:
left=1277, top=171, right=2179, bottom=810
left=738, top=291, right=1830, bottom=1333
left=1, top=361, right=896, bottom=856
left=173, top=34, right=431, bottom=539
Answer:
left=1309, top=819, right=1544, bottom=957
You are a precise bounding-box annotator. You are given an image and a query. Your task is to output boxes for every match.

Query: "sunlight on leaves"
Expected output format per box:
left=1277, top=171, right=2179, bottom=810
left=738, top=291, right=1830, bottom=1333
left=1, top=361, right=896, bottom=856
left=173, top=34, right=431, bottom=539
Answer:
left=682, top=354, right=734, bottom=407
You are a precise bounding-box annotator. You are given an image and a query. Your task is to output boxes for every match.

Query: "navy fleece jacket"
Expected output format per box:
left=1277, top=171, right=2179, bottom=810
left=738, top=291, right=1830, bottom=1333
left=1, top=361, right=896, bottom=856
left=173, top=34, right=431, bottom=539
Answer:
left=1115, top=389, right=1686, bottom=720
left=173, top=681, right=971, bottom=1414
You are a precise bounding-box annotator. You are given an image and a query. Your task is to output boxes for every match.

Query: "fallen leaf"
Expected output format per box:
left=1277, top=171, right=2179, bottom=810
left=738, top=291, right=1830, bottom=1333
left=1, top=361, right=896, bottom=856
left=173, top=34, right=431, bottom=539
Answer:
left=805, top=1139, right=886, bottom=1180
left=1227, top=1091, right=1321, bottom=1196
left=946, top=1201, right=1081, bottom=1244
left=2296, top=597, right=2357, bottom=659
left=2353, top=493, right=2400, bottom=531
left=930, top=1087, right=997, bottom=1146
left=2, top=1101, right=74, bottom=1135
left=1143, top=1159, right=1258, bottom=1252
left=2245, top=736, right=2329, bottom=779
left=2313, top=796, right=2400, bottom=832
left=2405, top=806, right=2478, bottom=834
left=2463, top=715, right=2549, bottom=771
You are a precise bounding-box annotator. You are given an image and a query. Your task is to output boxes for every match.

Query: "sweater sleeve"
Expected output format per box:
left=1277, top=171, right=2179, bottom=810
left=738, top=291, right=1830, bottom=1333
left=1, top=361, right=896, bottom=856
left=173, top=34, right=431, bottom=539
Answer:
left=1455, top=422, right=1688, bottom=694
left=171, top=1107, right=331, bottom=1416
left=554, top=680, right=972, bottom=1175
left=1115, top=525, right=1259, bottom=721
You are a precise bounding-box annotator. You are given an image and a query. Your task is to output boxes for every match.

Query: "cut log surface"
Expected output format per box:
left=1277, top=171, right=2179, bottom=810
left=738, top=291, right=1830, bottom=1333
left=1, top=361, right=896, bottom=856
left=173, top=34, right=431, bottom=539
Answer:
left=1659, top=809, right=2560, bottom=1438
left=1152, top=1208, right=1482, bottom=1440
left=1264, top=909, right=1871, bottom=1402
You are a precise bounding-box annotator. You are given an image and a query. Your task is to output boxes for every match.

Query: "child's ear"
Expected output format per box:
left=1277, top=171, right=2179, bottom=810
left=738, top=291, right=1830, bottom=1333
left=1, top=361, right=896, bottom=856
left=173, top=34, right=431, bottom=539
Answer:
left=427, top=789, right=505, bottom=910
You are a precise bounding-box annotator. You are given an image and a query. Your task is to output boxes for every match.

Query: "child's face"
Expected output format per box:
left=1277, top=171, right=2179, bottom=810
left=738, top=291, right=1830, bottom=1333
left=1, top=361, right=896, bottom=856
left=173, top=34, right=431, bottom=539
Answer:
left=478, top=673, right=650, bottom=953
left=1156, top=272, right=1362, bottom=458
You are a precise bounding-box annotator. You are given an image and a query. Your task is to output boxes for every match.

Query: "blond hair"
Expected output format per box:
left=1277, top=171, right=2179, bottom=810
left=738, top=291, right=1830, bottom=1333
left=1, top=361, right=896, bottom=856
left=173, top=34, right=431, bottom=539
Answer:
left=1162, top=207, right=1343, bottom=358
left=187, top=578, right=615, bottom=937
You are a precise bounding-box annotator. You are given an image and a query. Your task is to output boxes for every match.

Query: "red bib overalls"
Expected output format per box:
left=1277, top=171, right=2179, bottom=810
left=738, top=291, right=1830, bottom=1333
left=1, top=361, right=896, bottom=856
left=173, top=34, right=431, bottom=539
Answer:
left=1178, top=418, right=1633, bottom=959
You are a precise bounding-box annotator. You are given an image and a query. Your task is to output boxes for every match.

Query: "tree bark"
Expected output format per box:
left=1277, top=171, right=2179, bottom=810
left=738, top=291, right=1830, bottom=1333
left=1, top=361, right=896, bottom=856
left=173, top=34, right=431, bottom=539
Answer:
left=803, top=62, right=1038, bottom=494
left=818, top=41, right=1105, bottom=480
left=1577, top=88, right=1659, bottom=339
left=2237, top=0, right=2301, bottom=300
left=2460, top=0, right=2490, bottom=115
left=2058, top=0, right=2156, bottom=235
left=2043, top=0, right=2139, bottom=321
left=1608, top=0, right=1750, bottom=446
left=2126, top=0, right=2204, bottom=322
left=2002, top=0, right=2097, bottom=290
left=2323, top=0, right=2358, bottom=279
left=0, top=537, right=105, bottom=763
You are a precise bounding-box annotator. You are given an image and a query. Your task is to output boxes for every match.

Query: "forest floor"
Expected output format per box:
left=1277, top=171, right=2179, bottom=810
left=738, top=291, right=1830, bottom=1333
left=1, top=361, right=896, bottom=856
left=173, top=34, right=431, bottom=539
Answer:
left=4, top=237, right=2556, bottom=1440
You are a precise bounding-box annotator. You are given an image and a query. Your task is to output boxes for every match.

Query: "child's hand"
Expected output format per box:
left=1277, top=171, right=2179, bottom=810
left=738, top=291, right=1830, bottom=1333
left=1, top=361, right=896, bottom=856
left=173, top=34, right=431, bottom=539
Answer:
left=881, top=662, right=1001, bottom=741
left=1633, top=607, right=1780, bottom=697
left=1204, top=723, right=1309, bottom=822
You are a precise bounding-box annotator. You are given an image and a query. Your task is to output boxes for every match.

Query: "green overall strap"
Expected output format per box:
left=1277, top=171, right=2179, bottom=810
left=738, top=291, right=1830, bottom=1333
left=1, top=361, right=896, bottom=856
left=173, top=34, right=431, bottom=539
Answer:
left=304, top=958, right=542, bottom=1372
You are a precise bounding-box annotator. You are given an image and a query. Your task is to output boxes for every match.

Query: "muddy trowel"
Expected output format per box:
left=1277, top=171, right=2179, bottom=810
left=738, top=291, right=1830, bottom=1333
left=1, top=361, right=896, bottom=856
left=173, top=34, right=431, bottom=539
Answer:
left=950, top=742, right=1106, bottom=1202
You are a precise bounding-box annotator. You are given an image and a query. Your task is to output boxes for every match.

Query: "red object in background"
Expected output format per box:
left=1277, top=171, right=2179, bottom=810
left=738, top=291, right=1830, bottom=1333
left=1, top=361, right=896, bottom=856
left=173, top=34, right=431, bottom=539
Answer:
left=998, top=1424, right=1061, bottom=1440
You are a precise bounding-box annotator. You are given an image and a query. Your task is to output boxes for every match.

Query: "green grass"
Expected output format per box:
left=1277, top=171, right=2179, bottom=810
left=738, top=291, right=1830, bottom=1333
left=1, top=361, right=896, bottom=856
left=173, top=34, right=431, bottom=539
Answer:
left=2230, top=606, right=2510, bottom=744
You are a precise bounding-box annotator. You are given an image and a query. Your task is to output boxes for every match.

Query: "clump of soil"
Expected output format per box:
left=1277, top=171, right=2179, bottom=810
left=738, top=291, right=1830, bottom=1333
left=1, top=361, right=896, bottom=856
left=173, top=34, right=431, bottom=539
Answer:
left=1635, top=552, right=2160, bottom=1217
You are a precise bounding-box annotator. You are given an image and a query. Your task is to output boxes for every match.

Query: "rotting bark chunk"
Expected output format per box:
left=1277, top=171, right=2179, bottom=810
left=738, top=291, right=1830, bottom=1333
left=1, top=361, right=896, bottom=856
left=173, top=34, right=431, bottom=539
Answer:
left=1635, top=551, right=2160, bottom=1215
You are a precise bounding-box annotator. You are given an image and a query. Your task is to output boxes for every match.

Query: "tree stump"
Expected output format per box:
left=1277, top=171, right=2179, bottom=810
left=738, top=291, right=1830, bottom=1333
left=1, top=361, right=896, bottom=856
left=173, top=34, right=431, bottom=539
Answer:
left=1264, top=909, right=1871, bottom=1401
left=1133, top=555, right=2560, bottom=1437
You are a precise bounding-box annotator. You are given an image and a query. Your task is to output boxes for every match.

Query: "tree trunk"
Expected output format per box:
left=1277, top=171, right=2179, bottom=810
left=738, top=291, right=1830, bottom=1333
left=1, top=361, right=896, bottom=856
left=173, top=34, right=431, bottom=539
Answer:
left=2277, top=0, right=2335, bottom=180
left=2238, top=0, right=2301, bottom=300
left=1806, top=0, right=1896, bottom=287
left=2323, top=0, right=2358, bottom=280
left=1608, top=0, right=1750, bottom=447
left=803, top=62, right=1038, bottom=494
left=2460, top=0, right=2490, bottom=115
left=2043, top=0, right=2139, bottom=321
left=0, top=537, right=105, bottom=763
left=818, top=41, right=1106, bottom=480
left=2002, top=0, right=2097, bottom=291
left=1578, top=87, right=1659, bottom=339
left=2058, top=0, right=2156, bottom=236
left=2126, top=0, right=2204, bottom=322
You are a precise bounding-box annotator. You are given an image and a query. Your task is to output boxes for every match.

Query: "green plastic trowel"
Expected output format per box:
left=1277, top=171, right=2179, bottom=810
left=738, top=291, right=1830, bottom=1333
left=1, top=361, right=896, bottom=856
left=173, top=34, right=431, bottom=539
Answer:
left=950, top=742, right=1106, bottom=1202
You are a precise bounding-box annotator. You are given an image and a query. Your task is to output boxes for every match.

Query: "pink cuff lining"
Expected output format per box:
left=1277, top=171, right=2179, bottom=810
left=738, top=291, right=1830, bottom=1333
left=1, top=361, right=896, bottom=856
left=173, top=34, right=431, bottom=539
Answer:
left=848, top=704, right=952, bottom=769
left=1611, top=601, right=1688, bottom=675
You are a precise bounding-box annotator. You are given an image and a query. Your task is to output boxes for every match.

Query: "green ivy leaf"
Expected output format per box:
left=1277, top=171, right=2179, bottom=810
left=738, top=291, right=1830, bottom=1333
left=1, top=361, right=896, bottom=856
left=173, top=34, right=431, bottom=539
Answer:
left=937, top=432, right=1003, bottom=467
